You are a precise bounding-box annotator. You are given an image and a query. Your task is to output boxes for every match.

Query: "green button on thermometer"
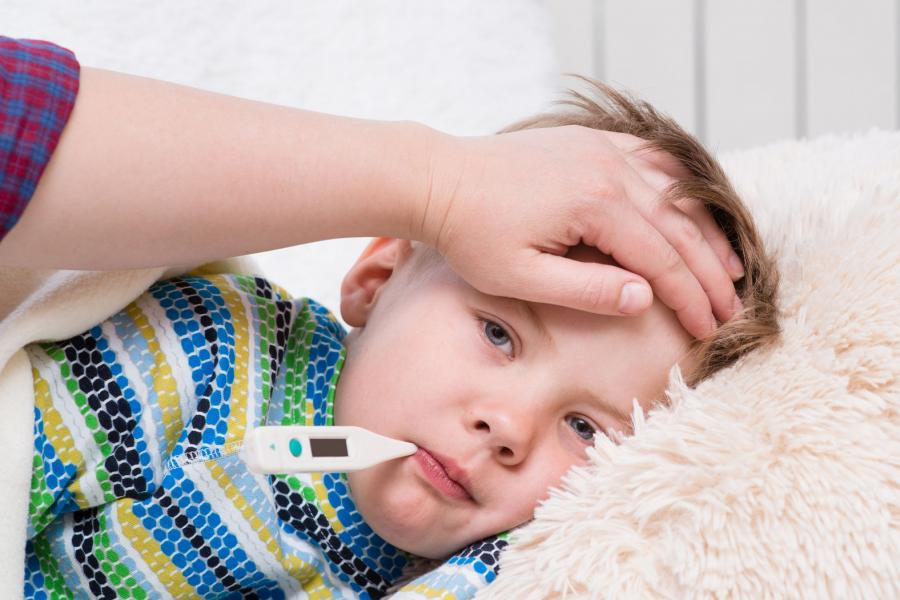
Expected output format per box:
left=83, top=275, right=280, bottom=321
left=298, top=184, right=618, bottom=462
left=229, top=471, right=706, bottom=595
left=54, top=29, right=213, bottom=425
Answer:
left=289, top=438, right=302, bottom=457
left=240, top=426, right=417, bottom=474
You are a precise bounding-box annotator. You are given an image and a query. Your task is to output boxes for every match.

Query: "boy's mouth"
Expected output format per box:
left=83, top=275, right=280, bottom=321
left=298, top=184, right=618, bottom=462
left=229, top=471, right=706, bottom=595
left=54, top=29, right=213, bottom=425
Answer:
left=413, top=448, right=475, bottom=502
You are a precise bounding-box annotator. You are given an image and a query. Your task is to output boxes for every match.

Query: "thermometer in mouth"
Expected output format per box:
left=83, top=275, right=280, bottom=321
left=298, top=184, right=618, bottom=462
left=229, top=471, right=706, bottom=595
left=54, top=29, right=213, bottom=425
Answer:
left=241, top=425, right=418, bottom=474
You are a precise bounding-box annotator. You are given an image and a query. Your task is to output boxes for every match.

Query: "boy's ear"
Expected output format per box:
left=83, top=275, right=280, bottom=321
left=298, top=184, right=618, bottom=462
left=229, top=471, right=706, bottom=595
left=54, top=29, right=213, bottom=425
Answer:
left=340, top=237, right=412, bottom=327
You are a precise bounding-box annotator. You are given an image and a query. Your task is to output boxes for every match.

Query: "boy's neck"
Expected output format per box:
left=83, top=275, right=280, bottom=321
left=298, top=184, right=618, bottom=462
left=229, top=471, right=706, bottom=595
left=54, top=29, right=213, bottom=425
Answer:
left=265, top=296, right=412, bottom=594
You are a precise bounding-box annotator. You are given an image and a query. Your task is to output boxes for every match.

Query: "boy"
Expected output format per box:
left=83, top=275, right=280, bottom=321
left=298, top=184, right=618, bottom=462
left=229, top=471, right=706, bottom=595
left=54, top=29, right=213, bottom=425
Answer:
left=23, top=81, right=778, bottom=599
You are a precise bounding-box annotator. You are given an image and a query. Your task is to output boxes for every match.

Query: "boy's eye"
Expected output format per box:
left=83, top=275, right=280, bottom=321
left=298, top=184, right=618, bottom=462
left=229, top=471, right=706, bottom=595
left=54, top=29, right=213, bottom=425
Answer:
left=482, top=319, right=513, bottom=356
left=566, top=415, right=597, bottom=442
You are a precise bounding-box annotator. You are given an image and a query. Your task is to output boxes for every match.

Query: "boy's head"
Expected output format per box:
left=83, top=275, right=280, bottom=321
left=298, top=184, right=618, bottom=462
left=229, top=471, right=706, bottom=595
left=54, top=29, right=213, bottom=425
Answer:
left=333, top=79, right=780, bottom=559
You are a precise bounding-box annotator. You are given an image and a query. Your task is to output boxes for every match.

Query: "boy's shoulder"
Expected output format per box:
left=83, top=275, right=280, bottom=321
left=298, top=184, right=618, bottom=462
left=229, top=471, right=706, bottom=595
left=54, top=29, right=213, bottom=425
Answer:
left=163, top=271, right=294, bottom=302
left=147, top=272, right=345, bottom=341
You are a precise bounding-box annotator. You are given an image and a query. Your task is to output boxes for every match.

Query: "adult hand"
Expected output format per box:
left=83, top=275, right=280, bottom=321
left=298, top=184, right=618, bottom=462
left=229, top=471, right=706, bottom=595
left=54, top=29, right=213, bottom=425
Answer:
left=418, top=125, right=746, bottom=340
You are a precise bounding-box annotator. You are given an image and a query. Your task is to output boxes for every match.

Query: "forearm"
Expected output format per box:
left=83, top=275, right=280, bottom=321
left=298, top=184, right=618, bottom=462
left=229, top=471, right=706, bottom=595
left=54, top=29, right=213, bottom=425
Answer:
left=0, top=67, right=435, bottom=269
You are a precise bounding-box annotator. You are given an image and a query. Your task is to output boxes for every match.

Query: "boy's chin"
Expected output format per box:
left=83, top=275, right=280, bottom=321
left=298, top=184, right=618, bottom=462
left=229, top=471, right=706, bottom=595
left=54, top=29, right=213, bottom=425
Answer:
left=346, top=461, right=469, bottom=559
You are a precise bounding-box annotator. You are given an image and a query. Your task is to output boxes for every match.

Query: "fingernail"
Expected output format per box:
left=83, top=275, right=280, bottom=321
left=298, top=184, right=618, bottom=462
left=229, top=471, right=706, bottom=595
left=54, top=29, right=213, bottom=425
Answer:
left=708, top=315, right=718, bottom=336
left=729, top=253, right=745, bottom=278
left=618, top=282, right=652, bottom=314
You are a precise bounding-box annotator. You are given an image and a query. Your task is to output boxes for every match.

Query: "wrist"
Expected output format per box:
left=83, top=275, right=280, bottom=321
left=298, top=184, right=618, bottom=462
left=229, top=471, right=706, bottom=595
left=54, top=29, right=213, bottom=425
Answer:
left=395, top=121, right=450, bottom=244
left=348, top=119, right=451, bottom=244
left=285, top=116, right=448, bottom=244
left=411, top=127, right=471, bottom=251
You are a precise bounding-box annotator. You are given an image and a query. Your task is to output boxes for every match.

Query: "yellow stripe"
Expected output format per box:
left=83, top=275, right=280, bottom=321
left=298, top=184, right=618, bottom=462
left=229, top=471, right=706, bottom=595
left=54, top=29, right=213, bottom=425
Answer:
left=32, top=367, right=90, bottom=508
left=302, top=304, right=316, bottom=425
left=206, top=275, right=252, bottom=444
left=116, top=500, right=196, bottom=598
left=310, top=472, right=343, bottom=534
left=204, top=461, right=332, bottom=597
left=398, top=583, right=459, bottom=599
left=269, top=281, right=292, bottom=301
left=126, top=303, right=182, bottom=455
left=33, top=366, right=84, bottom=475
left=184, top=264, right=225, bottom=277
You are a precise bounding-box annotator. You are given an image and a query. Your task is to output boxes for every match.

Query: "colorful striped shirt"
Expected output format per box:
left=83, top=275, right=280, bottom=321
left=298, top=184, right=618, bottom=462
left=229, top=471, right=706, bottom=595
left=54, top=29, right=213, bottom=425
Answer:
left=0, top=36, right=79, bottom=240
left=25, top=274, right=506, bottom=599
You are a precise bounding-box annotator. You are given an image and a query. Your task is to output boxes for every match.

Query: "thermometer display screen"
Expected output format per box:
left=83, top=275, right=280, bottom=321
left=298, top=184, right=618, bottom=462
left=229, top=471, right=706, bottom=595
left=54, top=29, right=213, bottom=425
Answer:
left=309, top=438, right=349, bottom=457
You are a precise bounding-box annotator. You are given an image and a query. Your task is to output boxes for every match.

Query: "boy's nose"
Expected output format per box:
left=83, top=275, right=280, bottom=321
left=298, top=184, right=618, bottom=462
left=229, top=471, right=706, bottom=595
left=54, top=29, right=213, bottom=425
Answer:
left=469, top=402, right=536, bottom=466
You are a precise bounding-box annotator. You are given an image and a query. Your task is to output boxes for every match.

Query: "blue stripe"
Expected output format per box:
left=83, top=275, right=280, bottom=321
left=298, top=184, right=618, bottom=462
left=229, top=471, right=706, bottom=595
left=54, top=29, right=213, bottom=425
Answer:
left=30, top=404, right=80, bottom=539
left=132, top=484, right=223, bottom=597
left=110, top=308, right=173, bottom=463
left=216, top=454, right=322, bottom=594
left=305, top=300, right=345, bottom=427
left=47, top=516, right=85, bottom=595
left=150, top=278, right=237, bottom=459
left=22, top=539, right=47, bottom=598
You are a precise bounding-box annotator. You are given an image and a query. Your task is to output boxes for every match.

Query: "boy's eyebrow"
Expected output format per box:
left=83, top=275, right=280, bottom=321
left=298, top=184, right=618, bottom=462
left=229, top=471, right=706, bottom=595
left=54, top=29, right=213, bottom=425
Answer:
left=585, top=390, right=635, bottom=435
left=511, top=299, right=555, bottom=349
left=604, top=397, right=635, bottom=428
left=570, top=383, right=635, bottom=433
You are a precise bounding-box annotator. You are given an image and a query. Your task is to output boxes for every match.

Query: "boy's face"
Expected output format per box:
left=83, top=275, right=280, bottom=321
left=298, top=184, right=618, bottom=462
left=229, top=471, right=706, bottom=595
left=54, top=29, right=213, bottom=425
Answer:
left=334, top=238, right=696, bottom=559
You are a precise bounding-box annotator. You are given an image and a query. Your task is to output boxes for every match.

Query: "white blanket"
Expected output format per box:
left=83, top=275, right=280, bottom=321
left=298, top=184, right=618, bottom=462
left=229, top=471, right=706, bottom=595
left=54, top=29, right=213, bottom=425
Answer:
left=2, top=131, right=899, bottom=598
left=0, top=259, right=258, bottom=599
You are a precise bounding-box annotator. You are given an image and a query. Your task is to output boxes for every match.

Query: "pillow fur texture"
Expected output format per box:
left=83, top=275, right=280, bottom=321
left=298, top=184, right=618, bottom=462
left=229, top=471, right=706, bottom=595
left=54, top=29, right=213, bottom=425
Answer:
left=478, top=130, right=900, bottom=599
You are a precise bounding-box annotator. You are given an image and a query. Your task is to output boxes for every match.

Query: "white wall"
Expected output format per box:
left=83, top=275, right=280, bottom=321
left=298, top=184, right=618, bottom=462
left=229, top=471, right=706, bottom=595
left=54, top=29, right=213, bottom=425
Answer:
left=546, top=0, right=899, bottom=152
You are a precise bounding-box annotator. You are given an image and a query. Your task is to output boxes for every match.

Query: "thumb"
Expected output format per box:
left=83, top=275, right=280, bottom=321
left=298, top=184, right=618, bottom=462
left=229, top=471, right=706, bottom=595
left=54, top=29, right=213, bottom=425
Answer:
left=519, top=253, right=653, bottom=315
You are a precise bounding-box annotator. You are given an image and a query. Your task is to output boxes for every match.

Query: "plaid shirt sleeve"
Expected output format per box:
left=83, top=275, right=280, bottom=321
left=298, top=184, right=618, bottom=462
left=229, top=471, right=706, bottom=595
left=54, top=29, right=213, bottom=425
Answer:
left=0, top=36, right=79, bottom=241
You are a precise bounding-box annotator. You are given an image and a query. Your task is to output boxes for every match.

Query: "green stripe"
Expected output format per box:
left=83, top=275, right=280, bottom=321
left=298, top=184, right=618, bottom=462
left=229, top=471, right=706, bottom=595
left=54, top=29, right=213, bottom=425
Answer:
left=42, top=343, right=115, bottom=501
left=28, top=434, right=57, bottom=537
left=33, top=534, right=74, bottom=600
left=234, top=275, right=280, bottom=418
left=282, top=301, right=316, bottom=425
left=95, top=511, right=145, bottom=599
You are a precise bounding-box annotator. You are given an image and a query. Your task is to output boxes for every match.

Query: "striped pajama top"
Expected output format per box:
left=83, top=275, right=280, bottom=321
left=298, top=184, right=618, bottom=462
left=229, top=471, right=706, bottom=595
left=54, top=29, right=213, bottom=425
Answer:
left=24, top=273, right=506, bottom=599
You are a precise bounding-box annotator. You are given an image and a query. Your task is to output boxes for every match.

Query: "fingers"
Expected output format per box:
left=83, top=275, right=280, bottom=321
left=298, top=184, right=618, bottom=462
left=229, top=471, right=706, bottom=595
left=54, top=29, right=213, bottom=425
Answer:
left=672, top=196, right=745, bottom=281
left=603, top=131, right=692, bottom=179
left=612, top=131, right=747, bottom=285
left=517, top=252, right=654, bottom=317
left=631, top=165, right=746, bottom=284
left=621, top=172, right=742, bottom=329
left=623, top=156, right=745, bottom=314
left=602, top=207, right=716, bottom=338
left=572, top=189, right=715, bottom=338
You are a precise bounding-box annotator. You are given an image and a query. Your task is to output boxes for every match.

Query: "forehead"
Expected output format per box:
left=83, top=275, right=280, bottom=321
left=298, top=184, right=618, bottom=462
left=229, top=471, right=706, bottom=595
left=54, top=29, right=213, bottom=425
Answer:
left=532, top=294, right=692, bottom=388
left=520, top=289, right=693, bottom=410
left=412, top=244, right=696, bottom=413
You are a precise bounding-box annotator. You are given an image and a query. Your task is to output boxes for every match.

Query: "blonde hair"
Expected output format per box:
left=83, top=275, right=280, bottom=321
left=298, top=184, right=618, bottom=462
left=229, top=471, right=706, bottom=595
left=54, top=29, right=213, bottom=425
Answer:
left=498, top=78, right=781, bottom=387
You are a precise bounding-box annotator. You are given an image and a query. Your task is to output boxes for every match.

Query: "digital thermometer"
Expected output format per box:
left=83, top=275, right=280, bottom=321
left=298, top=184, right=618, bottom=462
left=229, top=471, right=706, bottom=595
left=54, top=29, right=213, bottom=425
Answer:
left=241, top=425, right=418, bottom=474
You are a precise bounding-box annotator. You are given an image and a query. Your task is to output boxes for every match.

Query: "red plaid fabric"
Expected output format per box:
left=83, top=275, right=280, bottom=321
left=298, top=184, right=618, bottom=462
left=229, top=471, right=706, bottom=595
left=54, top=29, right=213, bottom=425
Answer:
left=0, top=36, right=79, bottom=241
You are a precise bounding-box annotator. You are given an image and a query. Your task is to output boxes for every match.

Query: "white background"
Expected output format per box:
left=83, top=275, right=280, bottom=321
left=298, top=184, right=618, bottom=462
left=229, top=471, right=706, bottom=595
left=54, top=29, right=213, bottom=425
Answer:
left=548, top=0, right=899, bottom=153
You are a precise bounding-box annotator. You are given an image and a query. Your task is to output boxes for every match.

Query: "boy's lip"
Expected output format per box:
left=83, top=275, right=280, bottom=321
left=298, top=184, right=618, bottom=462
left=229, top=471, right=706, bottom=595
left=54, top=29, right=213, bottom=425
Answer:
left=414, top=447, right=475, bottom=502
